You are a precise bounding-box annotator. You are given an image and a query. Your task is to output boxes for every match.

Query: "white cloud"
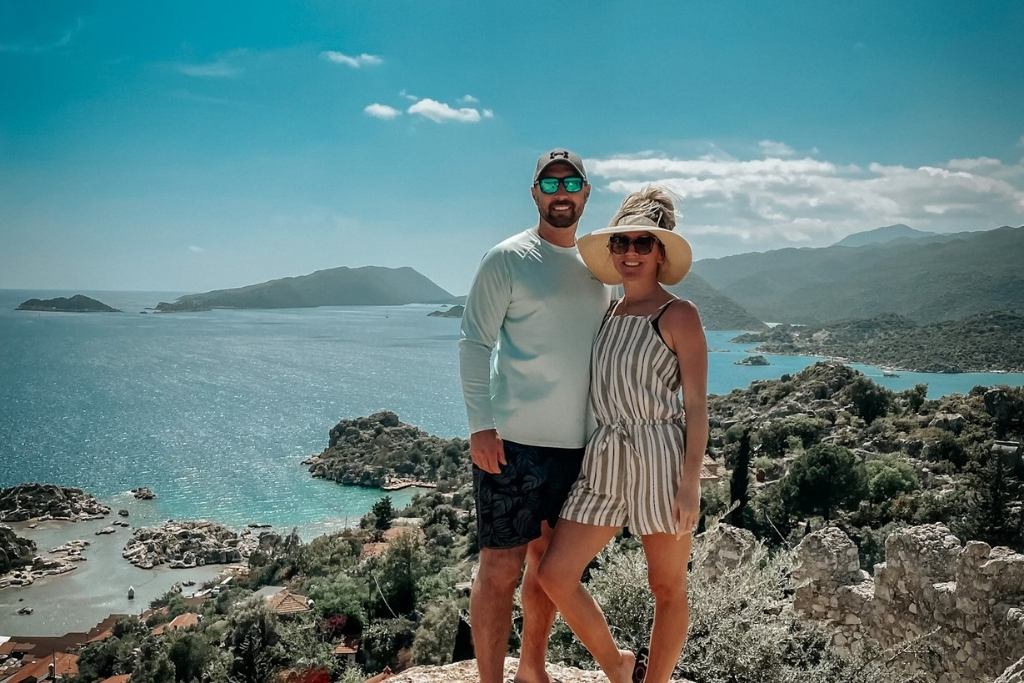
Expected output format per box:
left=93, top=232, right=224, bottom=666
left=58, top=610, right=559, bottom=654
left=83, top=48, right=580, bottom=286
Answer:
left=399, top=90, right=418, bottom=101
left=758, top=140, right=795, bottom=157
left=0, top=18, right=82, bottom=54
left=320, top=51, right=382, bottom=68
left=407, top=98, right=489, bottom=124
left=364, top=103, right=401, bottom=120
left=588, top=149, right=1024, bottom=253
left=460, top=94, right=479, bottom=104
left=188, top=245, right=205, bottom=253
left=482, top=109, right=494, bottom=119
left=176, top=60, right=241, bottom=78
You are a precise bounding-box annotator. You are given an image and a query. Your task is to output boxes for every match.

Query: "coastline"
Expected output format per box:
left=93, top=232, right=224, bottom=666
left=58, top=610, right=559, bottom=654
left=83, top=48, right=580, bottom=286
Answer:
left=0, top=482, right=424, bottom=636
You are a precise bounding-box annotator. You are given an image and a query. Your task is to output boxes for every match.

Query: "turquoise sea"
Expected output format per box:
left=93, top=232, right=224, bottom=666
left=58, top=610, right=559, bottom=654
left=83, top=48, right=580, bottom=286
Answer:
left=2, top=288, right=1024, bottom=634
left=3, top=289, right=1024, bottom=531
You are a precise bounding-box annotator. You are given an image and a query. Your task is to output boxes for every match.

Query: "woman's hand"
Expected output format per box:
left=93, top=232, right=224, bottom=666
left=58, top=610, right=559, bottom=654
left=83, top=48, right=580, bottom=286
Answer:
left=672, top=478, right=701, bottom=540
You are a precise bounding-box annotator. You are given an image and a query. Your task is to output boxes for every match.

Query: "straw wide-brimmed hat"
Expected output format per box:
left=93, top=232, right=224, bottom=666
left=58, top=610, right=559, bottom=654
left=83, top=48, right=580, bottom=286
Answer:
left=577, top=214, right=693, bottom=285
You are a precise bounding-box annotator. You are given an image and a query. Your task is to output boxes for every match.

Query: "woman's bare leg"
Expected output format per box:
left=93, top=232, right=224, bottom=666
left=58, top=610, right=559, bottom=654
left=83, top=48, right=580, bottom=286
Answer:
left=638, top=532, right=693, bottom=683
left=537, top=520, right=635, bottom=683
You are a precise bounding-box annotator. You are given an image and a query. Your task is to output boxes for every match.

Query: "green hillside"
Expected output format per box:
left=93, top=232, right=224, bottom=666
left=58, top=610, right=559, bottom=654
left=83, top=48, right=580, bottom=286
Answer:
left=692, top=226, right=1024, bottom=324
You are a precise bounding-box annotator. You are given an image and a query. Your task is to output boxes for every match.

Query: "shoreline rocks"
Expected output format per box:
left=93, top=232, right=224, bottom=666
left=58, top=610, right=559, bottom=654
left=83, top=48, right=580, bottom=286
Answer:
left=1, top=526, right=83, bottom=590
left=122, top=520, right=260, bottom=569
left=0, top=483, right=111, bottom=523
left=131, top=487, right=156, bottom=500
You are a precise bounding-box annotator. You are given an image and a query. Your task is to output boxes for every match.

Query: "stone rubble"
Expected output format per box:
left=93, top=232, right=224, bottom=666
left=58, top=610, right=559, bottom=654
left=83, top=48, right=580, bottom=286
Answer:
left=793, top=523, right=1024, bottom=682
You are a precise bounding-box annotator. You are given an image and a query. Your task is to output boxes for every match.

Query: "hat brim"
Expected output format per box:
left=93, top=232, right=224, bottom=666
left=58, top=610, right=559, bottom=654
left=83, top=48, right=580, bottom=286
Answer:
left=577, top=226, right=693, bottom=286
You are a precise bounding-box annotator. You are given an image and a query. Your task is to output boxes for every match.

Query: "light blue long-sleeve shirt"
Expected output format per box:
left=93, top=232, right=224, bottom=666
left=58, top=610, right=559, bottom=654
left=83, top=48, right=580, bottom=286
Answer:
left=459, top=227, right=612, bottom=448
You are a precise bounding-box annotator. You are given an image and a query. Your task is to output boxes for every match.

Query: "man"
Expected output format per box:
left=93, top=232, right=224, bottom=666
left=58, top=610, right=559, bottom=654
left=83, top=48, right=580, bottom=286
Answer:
left=459, top=149, right=611, bottom=683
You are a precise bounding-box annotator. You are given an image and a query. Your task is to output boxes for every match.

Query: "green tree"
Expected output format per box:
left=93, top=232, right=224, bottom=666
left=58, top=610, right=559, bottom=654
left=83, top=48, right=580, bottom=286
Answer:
left=847, top=377, right=891, bottom=424
left=131, top=638, right=176, bottom=683
left=729, top=429, right=752, bottom=527
left=781, top=444, right=868, bottom=522
left=412, top=599, right=460, bottom=665
left=865, top=457, right=919, bottom=503
left=371, top=496, right=395, bottom=531
left=308, top=573, right=369, bottom=629
left=225, top=602, right=287, bottom=683
left=166, top=632, right=215, bottom=682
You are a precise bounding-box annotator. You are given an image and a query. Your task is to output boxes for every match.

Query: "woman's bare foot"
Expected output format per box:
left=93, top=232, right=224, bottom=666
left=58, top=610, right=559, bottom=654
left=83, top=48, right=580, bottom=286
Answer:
left=607, top=649, right=635, bottom=683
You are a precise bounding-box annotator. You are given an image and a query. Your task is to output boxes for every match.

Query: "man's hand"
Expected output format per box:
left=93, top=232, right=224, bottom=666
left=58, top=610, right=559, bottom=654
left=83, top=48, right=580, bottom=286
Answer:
left=470, top=429, right=506, bottom=474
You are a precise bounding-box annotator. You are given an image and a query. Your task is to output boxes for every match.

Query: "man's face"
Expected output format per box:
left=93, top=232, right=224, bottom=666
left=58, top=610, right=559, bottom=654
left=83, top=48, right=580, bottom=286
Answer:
left=531, top=162, right=590, bottom=229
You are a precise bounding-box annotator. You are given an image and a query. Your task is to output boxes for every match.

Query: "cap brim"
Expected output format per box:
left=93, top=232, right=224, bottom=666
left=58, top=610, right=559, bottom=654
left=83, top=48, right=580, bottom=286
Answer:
left=578, top=226, right=692, bottom=286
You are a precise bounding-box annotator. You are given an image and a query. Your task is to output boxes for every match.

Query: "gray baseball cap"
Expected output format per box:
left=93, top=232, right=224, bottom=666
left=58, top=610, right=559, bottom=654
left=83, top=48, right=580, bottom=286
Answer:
left=533, top=148, right=587, bottom=184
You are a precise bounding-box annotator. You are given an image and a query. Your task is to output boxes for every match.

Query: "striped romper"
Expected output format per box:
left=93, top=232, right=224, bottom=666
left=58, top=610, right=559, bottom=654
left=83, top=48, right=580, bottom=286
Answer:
left=561, top=299, right=686, bottom=536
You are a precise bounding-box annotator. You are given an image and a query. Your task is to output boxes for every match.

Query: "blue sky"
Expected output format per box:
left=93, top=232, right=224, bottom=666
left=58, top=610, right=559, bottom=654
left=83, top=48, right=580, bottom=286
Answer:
left=2, top=1, right=1023, bottom=296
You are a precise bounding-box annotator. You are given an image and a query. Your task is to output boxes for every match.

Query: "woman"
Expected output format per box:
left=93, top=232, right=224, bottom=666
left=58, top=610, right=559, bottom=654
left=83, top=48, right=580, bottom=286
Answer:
left=537, top=186, right=709, bottom=683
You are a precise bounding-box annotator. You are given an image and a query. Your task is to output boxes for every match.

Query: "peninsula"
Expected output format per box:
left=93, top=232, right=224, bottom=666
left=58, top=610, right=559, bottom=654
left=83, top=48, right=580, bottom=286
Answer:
left=16, top=295, right=120, bottom=313
left=732, top=311, right=1024, bottom=373
left=155, top=265, right=456, bottom=311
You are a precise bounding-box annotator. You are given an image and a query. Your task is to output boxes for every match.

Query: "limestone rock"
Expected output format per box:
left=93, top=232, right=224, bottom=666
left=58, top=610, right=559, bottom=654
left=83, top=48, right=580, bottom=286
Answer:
left=122, top=520, right=258, bottom=569
left=0, top=483, right=110, bottom=522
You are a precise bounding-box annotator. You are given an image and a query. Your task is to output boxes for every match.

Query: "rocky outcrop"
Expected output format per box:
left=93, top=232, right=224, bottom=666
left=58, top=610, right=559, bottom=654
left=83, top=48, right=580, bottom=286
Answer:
left=16, top=294, right=120, bottom=312
left=305, top=411, right=468, bottom=489
left=383, top=658, right=693, bottom=682
left=428, top=305, right=464, bottom=318
left=735, top=354, right=769, bottom=366
left=122, top=520, right=259, bottom=569
left=0, top=524, right=35, bottom=573
left=131, top=487, right=156, bottom=500
left=793, top=523, right=1024, bottom=682
left=0, top=532, right=86, bottom=590
left=0, top=483, right=110, bottom=522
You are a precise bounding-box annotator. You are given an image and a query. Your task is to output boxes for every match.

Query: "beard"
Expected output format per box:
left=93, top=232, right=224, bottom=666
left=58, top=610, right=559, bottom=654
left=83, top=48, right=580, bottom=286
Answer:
left=544, top=204, right=580, bottom=228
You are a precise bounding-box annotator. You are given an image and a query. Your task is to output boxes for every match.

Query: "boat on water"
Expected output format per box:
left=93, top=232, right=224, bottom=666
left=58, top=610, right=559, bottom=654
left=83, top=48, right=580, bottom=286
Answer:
left=882, top=368, right=900, bottom=377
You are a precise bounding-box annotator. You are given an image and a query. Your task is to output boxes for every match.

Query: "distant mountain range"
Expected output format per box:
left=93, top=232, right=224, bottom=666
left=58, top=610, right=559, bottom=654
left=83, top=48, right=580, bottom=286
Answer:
left=669, top=273, right=765, bottom=330
left=156, top=266, right=455, bottom=312
left=831, top=224, right=937, bottom=247
left=692, top=225, right=1024, bottom=324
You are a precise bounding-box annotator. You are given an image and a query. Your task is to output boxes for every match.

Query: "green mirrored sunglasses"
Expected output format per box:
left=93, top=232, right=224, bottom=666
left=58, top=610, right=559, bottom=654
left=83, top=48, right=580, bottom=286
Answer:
left=536, top=176, right=585, bottom=194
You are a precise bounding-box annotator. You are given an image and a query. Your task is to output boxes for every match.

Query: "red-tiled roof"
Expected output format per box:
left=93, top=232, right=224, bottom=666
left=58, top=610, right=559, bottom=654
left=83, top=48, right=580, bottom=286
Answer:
left=6, top=652, right=79, bottom=683
left=266, top=590, right=310, bottom=615
left=99, top=675, right=132, bottom=683
left=151, top=612, right=201, bottom=636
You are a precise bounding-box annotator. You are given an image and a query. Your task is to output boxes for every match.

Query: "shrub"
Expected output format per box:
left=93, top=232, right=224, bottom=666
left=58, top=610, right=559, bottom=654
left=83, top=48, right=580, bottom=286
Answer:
left=412, top=598, right=461, bottom=665
left=865, top=456, right=920, bottom=503
left=847, top=377, right=891, bottom=424
left=548, top=528, right=909, bottom=682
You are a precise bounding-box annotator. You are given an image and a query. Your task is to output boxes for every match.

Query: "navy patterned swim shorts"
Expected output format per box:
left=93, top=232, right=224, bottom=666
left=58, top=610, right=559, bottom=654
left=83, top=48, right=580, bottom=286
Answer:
left=473, top=440, right=585, bottom=549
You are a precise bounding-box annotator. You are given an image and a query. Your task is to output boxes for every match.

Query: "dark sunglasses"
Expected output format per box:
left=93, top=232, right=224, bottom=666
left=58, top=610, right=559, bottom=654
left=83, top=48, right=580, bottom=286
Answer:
left=608, top=234, right=660, bottom=255
left=536, top=176, right=585, bottom=194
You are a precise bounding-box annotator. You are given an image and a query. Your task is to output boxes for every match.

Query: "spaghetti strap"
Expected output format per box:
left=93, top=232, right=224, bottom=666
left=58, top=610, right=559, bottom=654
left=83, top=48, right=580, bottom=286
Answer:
left=650, top=298, right=677, bottom=323
left=599, top=298, right=619, bottom=331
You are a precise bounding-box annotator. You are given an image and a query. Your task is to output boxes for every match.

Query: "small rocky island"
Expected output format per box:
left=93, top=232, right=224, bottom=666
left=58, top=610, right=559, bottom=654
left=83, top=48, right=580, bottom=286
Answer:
left=736, top=354, right=770, bottom=366
left=0, top=483, right=111, bottom=523
left=122, top=520, right=260, bottom=569
left=305, top=411, right=468, bottom=489
left=428, top=304, right=464, bottom=318
left=16, top=294, right=120, bottom=313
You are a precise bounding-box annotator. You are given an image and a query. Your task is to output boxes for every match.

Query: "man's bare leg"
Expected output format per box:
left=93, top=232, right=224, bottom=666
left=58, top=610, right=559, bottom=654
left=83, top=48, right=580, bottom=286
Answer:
left=473, top=544, right=529, bottom=683
left=514, top=521, right=558, bottom=683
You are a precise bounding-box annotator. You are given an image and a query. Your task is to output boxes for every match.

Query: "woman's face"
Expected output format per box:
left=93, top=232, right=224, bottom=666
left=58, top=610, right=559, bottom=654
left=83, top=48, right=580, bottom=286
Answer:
left=608, top=230, right=664, bottom=283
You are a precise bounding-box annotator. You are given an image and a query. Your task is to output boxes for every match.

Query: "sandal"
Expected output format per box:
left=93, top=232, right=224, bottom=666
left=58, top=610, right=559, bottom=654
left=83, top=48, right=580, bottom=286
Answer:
left=632, top=646, right=649, bottom=683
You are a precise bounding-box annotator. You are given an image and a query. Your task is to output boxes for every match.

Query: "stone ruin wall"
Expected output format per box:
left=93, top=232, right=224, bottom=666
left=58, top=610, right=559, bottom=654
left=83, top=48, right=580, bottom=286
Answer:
left=791, top=523, right=1024, bottom=682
